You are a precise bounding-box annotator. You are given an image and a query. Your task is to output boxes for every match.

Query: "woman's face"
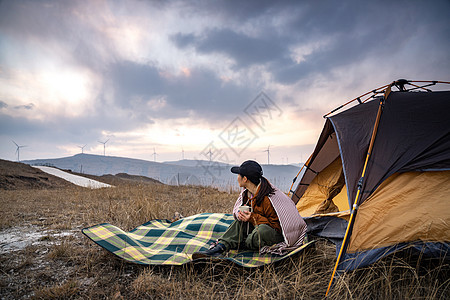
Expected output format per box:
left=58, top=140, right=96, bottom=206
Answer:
left=237, top=174, right=246, bottom=188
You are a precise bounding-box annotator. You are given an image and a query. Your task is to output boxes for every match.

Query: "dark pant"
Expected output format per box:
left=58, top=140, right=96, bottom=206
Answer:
left=219, top=220, right=284, bottom=251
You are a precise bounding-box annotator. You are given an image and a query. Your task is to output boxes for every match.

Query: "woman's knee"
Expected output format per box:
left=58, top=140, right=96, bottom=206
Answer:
left=245, top=224, right=282, bottom=249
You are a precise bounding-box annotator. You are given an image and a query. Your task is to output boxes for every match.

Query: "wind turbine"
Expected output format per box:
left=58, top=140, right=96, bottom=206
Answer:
left=263, top=145, right=271, bottom=165
left=98, top=139, right=109, bottom=156
left=78, top=144, right=87, bottom=154
left=206, top=148, right=213, bottom=161
left=153, top=147, right=158, bottom=162
left=12, top=141, right=26, bottom=162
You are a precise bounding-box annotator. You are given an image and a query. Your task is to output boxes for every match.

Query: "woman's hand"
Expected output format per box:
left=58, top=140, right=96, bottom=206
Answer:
left=237, top=211, right=251, bottom=222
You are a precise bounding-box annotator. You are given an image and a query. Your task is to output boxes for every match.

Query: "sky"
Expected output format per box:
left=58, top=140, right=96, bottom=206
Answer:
left=1, top=0, right=449, bottom=165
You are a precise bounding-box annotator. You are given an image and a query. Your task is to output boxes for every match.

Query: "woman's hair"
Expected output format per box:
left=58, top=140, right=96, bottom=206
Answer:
left=241, top=175, right=275, bottom=206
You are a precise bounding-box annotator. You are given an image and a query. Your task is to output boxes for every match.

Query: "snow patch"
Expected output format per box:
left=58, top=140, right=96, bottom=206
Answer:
left=34, top=166, right=112, bottom=188
left=0, top=226, right=76, bottom=254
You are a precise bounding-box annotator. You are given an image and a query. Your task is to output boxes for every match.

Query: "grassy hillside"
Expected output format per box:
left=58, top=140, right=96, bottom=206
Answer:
left=0, top=162, right=448, bottom=299
left=0, top=159, right=74, bottom=190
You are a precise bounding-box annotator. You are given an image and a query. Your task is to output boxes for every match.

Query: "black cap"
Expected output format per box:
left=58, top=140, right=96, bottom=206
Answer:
left=230, top=160, right=263, bottom=178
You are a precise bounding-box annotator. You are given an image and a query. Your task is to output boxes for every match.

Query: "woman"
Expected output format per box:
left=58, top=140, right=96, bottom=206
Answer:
left=194, top=160, right=307, bottom=258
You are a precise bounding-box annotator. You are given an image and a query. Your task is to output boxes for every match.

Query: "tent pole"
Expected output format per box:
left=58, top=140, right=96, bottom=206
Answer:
left=323, top=83, right=390, bottom=118
left=325, top=84, right=390, bottom=297
left=323, top=80, right=450, bottom=118
left=288, top=153, right=313, bottom=198
left=410, top=80, right=450, bottom=84
left=407, top=82, right=433, bottom=92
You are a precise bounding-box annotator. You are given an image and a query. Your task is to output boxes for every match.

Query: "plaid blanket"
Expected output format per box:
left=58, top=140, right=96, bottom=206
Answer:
left=82, top=213, right=314, bottom=267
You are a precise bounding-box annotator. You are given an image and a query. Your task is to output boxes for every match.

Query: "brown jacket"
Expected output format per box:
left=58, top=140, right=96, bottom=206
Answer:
left=246, top=193, right=282, bottom=233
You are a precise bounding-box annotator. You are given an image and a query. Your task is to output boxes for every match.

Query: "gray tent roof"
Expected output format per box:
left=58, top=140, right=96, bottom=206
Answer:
left=293, top=91, right=450, bottom=207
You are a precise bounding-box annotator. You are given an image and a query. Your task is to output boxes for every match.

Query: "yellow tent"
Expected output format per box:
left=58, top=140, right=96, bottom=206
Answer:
left=288, top=80, right=450, bottom=295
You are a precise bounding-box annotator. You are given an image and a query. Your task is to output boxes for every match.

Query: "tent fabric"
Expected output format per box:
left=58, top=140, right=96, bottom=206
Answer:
left=348, top=170, right=450, bottom=252
left=292, top=123, right=340, bottom=204
left=301, top=170, right=450, bottom=253
left=294, top=91, right=450, bottom=207
left=330, top=91, right=450, bottom=206
left=328, top=100, right=378, bottom=206
left=296, top=157, right=349, bottom=217
left=292, top=89, right=450, bottom=271
left=305, top=216, right=348, bottom=239
left=338, top=242, right=450, bottom=272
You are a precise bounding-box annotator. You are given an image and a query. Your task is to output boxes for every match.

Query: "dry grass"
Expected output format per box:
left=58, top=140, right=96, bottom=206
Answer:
left=0, top=183, right=448, bottom=299
left=33, top=280, right=80, bottom=300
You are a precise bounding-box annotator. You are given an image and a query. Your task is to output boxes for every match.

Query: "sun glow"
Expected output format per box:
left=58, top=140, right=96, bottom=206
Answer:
left=39, top=69, right=89, bottom=105
left=0, top=65, right=97, bottom=120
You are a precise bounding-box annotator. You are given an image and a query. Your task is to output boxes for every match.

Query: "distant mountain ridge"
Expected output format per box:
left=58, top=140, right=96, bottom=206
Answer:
left=23, top=154, right=303, bottom=192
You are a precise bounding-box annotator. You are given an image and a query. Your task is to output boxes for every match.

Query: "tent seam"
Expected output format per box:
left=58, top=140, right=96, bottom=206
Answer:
left=328, top=117, right=351, bottom=210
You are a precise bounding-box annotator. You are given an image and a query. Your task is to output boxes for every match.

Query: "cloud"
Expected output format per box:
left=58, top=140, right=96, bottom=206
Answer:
left=272, top=1, right=450, bottom=84
left=172, top=29, right=286, bottom=68
left=188, top=0, right=292, bottom=25
left=1, top=0, right=449, bottom=162
left=170, top=0, right=450, bottom=85
left=171, top=33, right=197, bottom=48
left=14, top=103, right=34, bottom=110
left=0, top=0, right=130, bottom=73
left=104, top=60, right=258, bottom=122
left=107, top=60, right=164, bottom=105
